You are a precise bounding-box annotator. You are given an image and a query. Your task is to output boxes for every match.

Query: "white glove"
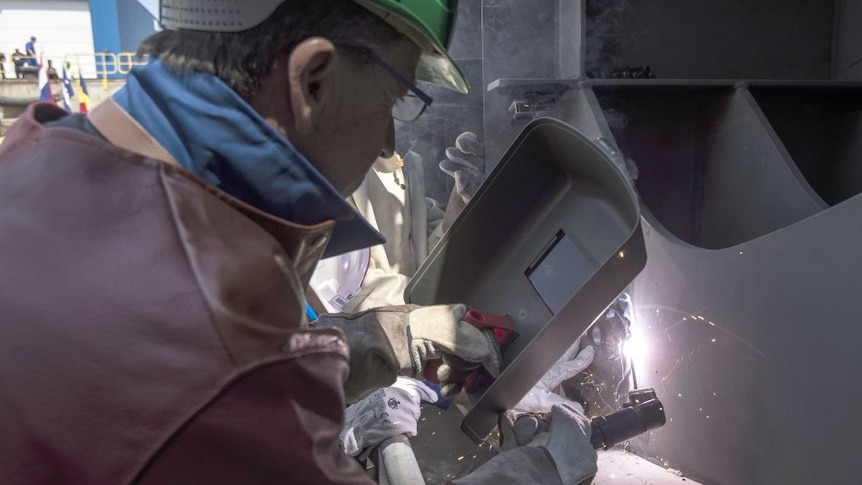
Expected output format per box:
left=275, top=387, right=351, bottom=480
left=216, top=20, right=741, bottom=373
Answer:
left=513, top=342, right=595, bottom=415
left=439, top=132, right=485, bottom=204
left=339, top=377, right=437, bottom=457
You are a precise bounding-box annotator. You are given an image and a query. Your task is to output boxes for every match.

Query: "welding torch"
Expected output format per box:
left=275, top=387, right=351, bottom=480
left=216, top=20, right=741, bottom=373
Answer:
left=422, top=310, right=665, bottom=450
left=589, top=388, right=666, bottom=450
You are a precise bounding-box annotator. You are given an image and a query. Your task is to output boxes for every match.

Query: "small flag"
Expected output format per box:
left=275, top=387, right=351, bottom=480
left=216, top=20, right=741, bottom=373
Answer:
left=38, top=56, right=54, bottom=104
left=76, top=70, right=91, bottom=114
left=61, top=67, right=75, bottom=112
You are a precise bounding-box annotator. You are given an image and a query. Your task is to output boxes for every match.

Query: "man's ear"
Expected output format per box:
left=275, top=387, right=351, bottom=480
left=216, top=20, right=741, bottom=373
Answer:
left=288, top=38, right=337, bottom=135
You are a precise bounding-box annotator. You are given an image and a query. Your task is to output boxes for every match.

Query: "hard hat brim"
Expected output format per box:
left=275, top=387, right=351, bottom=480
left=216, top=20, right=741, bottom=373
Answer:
left=418, top=51, right=469, bottom=94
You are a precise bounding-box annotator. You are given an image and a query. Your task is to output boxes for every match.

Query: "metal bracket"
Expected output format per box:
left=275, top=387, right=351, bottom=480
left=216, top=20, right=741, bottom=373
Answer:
left=487, top=79, right=579, bottom=124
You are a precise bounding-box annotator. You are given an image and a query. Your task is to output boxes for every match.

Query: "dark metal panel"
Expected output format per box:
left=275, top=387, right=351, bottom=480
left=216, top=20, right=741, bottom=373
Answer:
left=591, top=85, right=826, bottom=248
left=584, top=0, right=835, bottom=80
left=834, top=0, right=862, bottom=79
left=749, top=84, right=862, bottom=206
left=631, top=197, right=862, bottom=483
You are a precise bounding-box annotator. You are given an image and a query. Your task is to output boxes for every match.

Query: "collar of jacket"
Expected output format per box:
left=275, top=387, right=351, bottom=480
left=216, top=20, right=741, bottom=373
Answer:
left=14, top=102, right=340, bottom=288
left=112, top=60, right=384, bottom=258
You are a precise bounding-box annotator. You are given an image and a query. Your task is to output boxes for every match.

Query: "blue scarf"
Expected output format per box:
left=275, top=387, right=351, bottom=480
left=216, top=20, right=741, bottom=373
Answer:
left=112, top=60, right=383, bottom=257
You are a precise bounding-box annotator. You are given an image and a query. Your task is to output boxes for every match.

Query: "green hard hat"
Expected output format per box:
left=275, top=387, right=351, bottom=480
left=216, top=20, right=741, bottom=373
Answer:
left=159, top=0, right=469, bottom=94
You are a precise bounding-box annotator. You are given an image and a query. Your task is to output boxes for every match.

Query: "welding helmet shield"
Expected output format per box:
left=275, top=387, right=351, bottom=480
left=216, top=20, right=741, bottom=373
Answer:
left=158, top=0, right=468, bottom=93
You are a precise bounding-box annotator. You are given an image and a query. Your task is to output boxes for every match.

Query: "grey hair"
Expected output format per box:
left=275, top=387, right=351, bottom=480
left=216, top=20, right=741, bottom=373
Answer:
left=138, top=0, right=404, bottom=99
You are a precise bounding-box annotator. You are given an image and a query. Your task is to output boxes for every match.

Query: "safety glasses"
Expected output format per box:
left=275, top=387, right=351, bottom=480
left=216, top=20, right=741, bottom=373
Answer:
left=341, top=44, right=434, bottom=122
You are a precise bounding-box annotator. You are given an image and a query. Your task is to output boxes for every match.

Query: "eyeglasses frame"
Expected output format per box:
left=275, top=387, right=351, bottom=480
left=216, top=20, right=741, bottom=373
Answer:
left=338, top=43, right=434, bottom=121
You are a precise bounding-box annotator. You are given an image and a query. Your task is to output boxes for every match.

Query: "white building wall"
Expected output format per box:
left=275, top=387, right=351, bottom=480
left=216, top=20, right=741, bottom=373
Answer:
left=0, top=1, right=97, bottom=78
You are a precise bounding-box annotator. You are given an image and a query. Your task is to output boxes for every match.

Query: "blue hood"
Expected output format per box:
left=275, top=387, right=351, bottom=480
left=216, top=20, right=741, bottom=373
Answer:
left=113, top=60, right=384, bottom=257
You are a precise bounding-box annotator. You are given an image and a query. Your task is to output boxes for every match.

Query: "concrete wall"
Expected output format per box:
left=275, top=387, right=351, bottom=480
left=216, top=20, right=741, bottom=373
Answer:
left=0, top=78, right=125, bottom=120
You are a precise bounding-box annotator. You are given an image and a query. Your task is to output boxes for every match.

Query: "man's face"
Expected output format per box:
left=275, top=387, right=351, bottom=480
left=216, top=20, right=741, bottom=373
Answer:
left=302, top=41, right=420, bottom=196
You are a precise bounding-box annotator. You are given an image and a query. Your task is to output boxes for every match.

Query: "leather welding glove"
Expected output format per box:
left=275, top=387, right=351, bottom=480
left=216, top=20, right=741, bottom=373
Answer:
left=453, top=403, right=597, bottom=485
left=503, top=403, right=597, bottom=484
left=315, top=304, right=502, bottom=403
left=339, top=377, right=437, bottom=457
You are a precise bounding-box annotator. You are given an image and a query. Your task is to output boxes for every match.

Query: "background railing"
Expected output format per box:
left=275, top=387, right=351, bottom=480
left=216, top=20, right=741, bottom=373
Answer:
left=0, top=52, right=147, bottom=85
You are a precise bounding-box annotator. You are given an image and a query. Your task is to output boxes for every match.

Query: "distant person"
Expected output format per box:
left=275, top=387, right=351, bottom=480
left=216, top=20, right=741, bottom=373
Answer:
left=0, top=51, right=6, bottom=79
left=46, top=60, right=58, bottom=80
left=11, top=49, right=25, bottom=78
left=25, top=36, right=37, bottom=67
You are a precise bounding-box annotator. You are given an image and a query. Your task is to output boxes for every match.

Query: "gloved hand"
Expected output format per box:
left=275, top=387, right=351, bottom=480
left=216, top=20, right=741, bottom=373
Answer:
left=500, top=341, right=597, bottom=484
left=339, top=377, right=437, bottom=457
left=406, top=303, right=502, bottom=396
left=439, top=131, right=485, bottom=204
left=499, top=403, right=598, bottom=485
left=453, top=401, right=597, bottom=485
left=513, top=341, right=595, bottom=415
left=438, top=132, right=486, bottom=235
left=314, top=304, right=502, bottom=402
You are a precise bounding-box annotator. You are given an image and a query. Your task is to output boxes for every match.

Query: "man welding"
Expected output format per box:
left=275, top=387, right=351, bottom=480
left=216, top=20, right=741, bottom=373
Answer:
left=310, top=137, right=598, bottom=483
left=0, top=1, right=596, bottom=483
